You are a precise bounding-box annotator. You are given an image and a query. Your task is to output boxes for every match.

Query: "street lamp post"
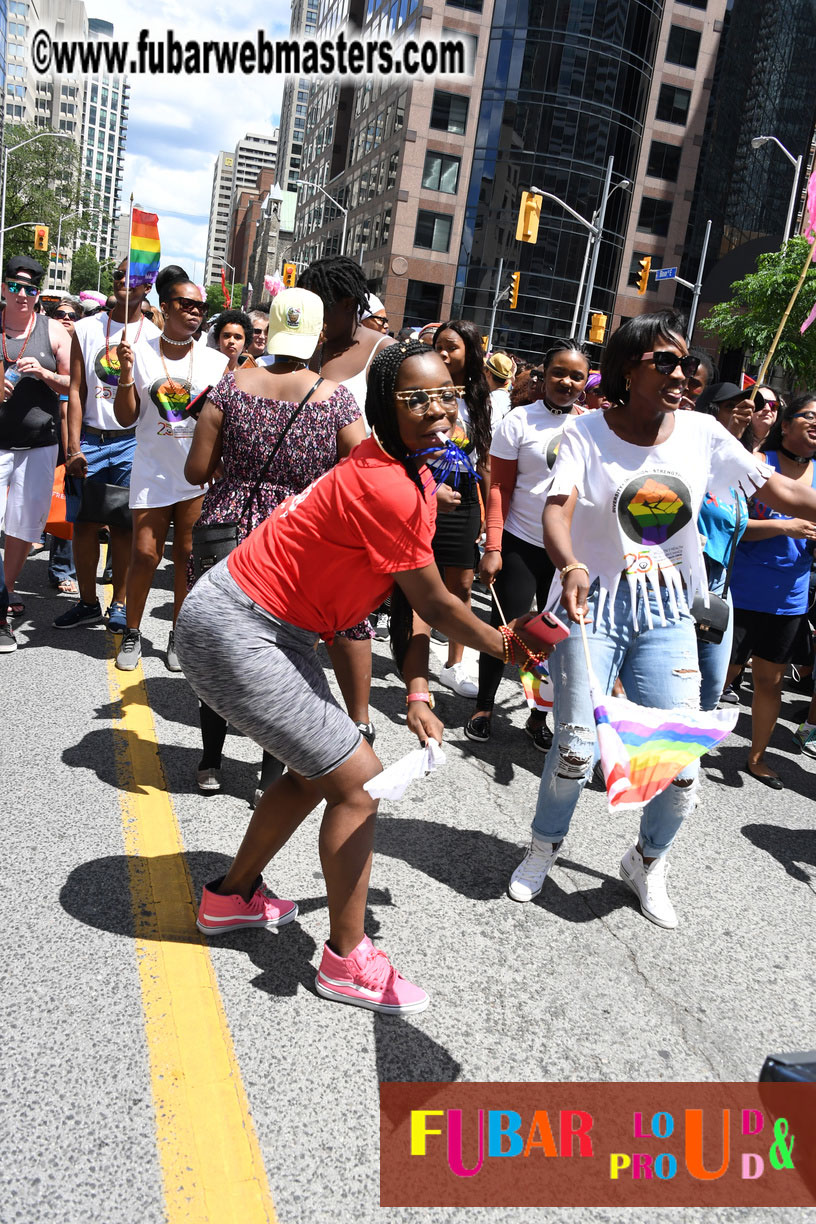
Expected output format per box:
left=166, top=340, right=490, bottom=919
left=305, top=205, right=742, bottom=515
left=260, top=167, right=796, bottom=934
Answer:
left=297, top=179, right=348, bottom=257
left=751, top=135, right=804, bottom=241
left=569, top=177, right=631, bottom=338
left=0, top=131, right=73, bottom=287
left=530, top=156, right=616, bottom=343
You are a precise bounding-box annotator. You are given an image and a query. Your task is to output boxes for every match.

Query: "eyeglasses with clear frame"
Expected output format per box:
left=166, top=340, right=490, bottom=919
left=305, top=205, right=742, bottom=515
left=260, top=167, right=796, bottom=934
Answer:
left=394, top=386, right=464, bottom=416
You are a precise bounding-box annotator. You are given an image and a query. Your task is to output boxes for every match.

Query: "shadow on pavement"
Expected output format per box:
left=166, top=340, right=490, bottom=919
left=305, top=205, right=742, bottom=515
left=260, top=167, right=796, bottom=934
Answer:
left=742, top=823, right=816, bottom=887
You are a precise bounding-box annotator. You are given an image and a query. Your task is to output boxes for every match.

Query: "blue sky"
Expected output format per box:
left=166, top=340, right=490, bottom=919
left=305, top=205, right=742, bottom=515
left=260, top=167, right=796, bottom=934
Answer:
left=87, top=1, right=292, bottom=284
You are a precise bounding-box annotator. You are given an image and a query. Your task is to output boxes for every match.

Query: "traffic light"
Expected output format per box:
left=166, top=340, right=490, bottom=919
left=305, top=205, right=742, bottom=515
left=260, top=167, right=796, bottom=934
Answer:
left=509, top=271, right=521, bottom=309
left=34, top=225, right=49, bottom=252
left=515, top=191, right=542, bottom=244
left=282, top=262, right=297, bottom=288
left=589, top=313, right=607, bottom=344
left=636, top=256, right=652, bottom=295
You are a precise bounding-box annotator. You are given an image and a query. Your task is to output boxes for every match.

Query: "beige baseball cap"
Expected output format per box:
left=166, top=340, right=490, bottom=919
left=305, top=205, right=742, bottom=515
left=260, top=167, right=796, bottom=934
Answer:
left=485, top=352, right=514, bottom=383
left=266, top=288, right=324, bottom=359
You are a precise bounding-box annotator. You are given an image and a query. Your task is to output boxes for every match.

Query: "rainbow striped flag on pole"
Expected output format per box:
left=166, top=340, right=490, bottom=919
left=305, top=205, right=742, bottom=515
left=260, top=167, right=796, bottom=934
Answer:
left=519, top=660, right=553, bottom=711
left=590, top=675, right=737, bottom=812
left=128, top=207, right=161, bottom=289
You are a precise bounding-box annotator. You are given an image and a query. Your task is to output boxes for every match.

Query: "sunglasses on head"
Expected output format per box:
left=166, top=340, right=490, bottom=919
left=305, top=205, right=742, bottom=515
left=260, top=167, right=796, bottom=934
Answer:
left=54, top=310, right=77, bottom=321
left=641, top=350, right=700, bottom=377
left=170, top=296, right=207, bottom=315
left=7, top=280, right=39, bottom=296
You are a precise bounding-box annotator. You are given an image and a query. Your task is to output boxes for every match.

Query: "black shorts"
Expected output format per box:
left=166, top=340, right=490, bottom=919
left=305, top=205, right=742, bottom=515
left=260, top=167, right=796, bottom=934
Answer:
left=731, top=607, right=812, bottom=667
left=431, top=471, right=481, bottom=569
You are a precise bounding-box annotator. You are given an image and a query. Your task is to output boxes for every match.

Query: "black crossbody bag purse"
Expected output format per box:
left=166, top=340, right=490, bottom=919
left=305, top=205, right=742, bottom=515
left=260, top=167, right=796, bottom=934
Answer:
left=690, top=498, right=741, bottom=645
left=190, top=376, right=323, bottom=581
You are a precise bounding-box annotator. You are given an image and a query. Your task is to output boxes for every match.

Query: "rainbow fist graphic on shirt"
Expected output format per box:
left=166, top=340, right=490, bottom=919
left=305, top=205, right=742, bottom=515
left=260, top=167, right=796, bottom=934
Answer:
left=149, top=376, right=192, bottom=424
left=94, top=344, right=121, bottom=388
left=617, top=474, right=692, bottom=546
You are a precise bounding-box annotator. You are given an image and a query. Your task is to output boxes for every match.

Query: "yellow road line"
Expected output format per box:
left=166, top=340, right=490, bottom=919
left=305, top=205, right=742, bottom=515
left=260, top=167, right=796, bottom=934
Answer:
left=107, top=655, right=278, bottom=1224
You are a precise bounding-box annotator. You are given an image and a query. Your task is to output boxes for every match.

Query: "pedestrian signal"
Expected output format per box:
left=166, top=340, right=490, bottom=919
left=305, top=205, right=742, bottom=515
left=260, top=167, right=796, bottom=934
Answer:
left=34, top=225, right=49, bottom=251
left=509, top=271, right=521, bottom=309
left=282, top=262, right=297, bottom=288
left=589, top=313, right=607, bottom=344
left=636, top=256, right=652, bottom=295
left=515, top=192, right=542, bottom=244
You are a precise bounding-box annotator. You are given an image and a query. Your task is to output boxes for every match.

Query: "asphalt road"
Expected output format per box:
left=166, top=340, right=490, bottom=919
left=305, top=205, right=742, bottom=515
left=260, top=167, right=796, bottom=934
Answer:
left=2, top=544, right=814, bottom=1224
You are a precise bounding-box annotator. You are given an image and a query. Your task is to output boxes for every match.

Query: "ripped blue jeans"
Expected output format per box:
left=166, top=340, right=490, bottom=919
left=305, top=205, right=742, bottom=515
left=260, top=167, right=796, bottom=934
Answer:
left=533, top=582, right=701, bottom=858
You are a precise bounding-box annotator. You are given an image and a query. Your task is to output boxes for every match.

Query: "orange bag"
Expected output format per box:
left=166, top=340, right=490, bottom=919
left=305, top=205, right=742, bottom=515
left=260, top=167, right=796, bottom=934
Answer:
left=45, top=464, right=73, bottom=540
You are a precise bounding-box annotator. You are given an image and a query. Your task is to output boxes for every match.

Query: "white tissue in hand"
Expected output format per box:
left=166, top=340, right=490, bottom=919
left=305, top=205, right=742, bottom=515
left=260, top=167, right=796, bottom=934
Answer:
left=363, top=740, right=446, bottom=801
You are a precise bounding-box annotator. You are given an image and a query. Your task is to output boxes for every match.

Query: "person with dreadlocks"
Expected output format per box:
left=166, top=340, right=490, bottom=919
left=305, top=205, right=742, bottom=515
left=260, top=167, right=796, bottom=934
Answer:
left=297, top=255, right=395, bottom=743
left=174, top=340, right=546, bottom=1014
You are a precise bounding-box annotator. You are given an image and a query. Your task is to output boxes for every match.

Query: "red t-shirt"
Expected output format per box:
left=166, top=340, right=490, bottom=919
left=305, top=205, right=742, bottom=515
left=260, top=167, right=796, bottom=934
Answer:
left=228, top=436, right=437, bottom=635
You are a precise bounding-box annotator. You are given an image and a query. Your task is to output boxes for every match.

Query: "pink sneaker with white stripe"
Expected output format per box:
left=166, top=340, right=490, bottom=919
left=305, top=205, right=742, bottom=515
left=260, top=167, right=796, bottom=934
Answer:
left=315, top=935, right=429, bottom=1014
left=196, top=876, right=298, bottom=934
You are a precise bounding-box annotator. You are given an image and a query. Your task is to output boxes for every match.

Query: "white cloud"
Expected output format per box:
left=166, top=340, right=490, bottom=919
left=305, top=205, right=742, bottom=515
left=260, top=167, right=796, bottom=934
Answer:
left=87, top=0, right=290, bottom=271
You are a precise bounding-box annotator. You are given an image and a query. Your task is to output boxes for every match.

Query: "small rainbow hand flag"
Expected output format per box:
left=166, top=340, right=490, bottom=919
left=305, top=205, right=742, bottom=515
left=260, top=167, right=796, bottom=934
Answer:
left=590, top=672, right=737, bottom=812
left=128, top=208, right=161, bottom=289
left=519, top=660, right=553, bottom=711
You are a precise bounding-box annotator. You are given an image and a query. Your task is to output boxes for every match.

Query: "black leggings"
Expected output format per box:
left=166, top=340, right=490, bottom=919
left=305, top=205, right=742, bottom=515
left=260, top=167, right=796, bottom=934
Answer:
left=199, top=701, right=284, bottom=789
left=475, top=529, right=556, bottom=711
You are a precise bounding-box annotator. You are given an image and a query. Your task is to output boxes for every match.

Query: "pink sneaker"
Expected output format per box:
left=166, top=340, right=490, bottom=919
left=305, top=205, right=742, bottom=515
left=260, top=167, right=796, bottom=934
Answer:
left=196, top=876, right=298, bottom=935
left=315, top=936, right=429, bottom=1014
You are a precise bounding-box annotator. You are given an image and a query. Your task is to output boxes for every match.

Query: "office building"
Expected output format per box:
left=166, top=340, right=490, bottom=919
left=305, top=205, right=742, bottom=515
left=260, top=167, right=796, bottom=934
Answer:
left=204, top=151, right=234, bottom=285
left=277, top=0, right=318, bottom=194
left=204, top=131, right=278, bottom=288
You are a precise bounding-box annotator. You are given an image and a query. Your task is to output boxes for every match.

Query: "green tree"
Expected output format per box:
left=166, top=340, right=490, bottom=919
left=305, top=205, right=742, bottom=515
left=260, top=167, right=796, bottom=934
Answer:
left=205, top=282, right=243, bottom=315
left=700, top=236, right=816, bottom=390
left=70, top=243, right=100, bottom=294
left=2, top=124, right=81, bottom=268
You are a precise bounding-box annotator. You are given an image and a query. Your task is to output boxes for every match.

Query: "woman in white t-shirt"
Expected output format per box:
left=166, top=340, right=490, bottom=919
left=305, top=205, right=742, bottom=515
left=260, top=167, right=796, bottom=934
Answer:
left=113, top=266, right=228, bottom=672
left=465, top=340, right=590, bottom=749
left=508, top=310, right=816, bottom=929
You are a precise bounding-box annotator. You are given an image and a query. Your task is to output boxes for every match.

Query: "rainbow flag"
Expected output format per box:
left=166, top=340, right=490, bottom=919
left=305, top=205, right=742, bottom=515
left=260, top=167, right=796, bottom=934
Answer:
left=590, top=674, right=737, bottom=812
left=519, top=660, right=553, bottom=711
left=128, top=208, right=160, bottom=289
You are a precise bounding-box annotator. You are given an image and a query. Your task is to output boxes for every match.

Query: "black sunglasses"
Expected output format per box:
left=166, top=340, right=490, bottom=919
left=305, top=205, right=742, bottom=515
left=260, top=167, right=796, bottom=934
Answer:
left=113, top=269, right=126, bottom=281
left=641, top=350, right=700, bottom=378
left=54, top=310, right=77, bottom=320
left=170, top=297, right=207, bottom=315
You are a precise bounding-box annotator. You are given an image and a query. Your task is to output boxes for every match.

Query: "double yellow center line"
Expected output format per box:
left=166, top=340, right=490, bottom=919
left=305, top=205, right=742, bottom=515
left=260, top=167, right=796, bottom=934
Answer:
left=108, top=657, right=278, bottom=1223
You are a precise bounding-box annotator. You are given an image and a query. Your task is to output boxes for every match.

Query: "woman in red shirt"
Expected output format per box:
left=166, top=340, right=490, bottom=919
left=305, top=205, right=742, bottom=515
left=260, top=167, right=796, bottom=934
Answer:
left=175, top=340, right=541, bottom=1014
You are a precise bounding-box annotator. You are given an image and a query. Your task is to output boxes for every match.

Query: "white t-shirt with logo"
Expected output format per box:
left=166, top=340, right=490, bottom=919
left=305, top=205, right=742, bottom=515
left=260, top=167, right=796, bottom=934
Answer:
left=129, top=337, right=228, bottom=508
left=548, top=410, right=772, bottom=629
left=75, top=313, right=161, bottom=431
left=490, top=400, right=580, bottom=547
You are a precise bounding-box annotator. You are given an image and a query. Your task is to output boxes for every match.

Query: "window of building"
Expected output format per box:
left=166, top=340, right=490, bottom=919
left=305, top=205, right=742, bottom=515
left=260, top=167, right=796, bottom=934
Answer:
left=665, top=24, right=701, bottom=69
left=422, top=151, right=460, bottom=194
left=445, top=0, right=481, bottom=11
left=637, top=197, right=673, bottom=237
left=655, top=83, right=691, bottom=126
left=430, top=90, right=468, bottom=135
left=646, top=140, right=681, bottom=182
left=414, top=209, right=453, bottom=252
left=404, top=279, right=443, bottom=328
left=678, top=0, right=706, bottom=7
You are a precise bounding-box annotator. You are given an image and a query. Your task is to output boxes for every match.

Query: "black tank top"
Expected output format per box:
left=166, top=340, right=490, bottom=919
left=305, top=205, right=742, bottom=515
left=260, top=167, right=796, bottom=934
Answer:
left=0, top=312, right=60, bottom=449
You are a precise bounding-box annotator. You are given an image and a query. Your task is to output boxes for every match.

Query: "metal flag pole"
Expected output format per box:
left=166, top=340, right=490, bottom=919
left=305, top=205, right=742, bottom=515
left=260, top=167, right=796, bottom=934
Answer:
left=124, top=194, right=134, bottom=342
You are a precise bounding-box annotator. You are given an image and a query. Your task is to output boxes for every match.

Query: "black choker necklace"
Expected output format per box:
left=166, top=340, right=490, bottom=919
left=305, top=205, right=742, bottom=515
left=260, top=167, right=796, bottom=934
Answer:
left=543, top=400, right=569, bottom=416
left=780, top=444, right=810, bottom=466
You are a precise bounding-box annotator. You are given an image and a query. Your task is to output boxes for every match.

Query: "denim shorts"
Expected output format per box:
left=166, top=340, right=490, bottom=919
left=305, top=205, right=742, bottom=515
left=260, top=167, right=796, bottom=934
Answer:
left=66, top=431, right=137, bottom=522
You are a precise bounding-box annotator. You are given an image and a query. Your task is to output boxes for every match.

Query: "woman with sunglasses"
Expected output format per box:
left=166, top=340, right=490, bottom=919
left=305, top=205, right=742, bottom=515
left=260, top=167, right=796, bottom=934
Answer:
left=466, top=340, right=590, bottom=748
left=113, top=266, right=228, bottom=671
left=750, top=386, right=780, bottom=453
left=429, top=320, right=493, bottom=698
left=174, top=340, right=543, bottom=1014
left=723, top=394, right=816, bottom=787
left=508, top=311, right=816, bottom=928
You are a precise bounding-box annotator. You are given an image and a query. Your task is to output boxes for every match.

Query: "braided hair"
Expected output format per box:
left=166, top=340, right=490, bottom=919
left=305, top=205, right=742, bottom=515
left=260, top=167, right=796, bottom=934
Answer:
left=541, top=337, right=592, bottom=372
left=297, top=255, right=370, bottom=316
left=365, top=338, right=443, bottom=671
left=433, top=319, right=492, bottom=465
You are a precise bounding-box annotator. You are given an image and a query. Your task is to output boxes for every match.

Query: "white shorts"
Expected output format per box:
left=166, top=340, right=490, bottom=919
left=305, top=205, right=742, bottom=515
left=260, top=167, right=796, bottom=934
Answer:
left=0, top=445, right=58, bottom=542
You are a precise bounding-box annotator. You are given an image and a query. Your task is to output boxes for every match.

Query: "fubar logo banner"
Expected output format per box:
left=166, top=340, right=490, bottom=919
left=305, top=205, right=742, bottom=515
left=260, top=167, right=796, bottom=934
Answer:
left=379, top=1082, right=815, bottom=1208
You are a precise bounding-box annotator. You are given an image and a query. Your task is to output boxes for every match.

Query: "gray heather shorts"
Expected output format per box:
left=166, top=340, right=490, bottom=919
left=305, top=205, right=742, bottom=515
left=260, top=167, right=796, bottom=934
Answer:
left=174, top=561, right=362, bottom=779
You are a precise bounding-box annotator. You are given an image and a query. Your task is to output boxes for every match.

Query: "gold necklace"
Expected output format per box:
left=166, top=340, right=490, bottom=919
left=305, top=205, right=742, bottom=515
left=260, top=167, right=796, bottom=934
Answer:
left=159, top=334, right=194, bottom=395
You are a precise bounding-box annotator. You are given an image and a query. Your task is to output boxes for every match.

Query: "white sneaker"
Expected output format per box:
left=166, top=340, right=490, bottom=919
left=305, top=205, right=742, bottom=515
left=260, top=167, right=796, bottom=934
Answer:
left=196, top=767, right=221, bottom=793
left=439, top=661, right=478, bottom=699
left=508, top=836, right=561, bottom=902
left=619, top=845, right=677, bottom=929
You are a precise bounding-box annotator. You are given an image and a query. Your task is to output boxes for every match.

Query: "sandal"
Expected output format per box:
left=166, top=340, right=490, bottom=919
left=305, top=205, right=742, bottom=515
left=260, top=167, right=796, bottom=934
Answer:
left=57, top=579, right=78, bottom=596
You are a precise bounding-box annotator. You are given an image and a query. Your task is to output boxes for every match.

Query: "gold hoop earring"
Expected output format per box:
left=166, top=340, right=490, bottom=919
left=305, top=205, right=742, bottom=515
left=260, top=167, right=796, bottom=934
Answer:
left=625, top=376, right=631, bottom=392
